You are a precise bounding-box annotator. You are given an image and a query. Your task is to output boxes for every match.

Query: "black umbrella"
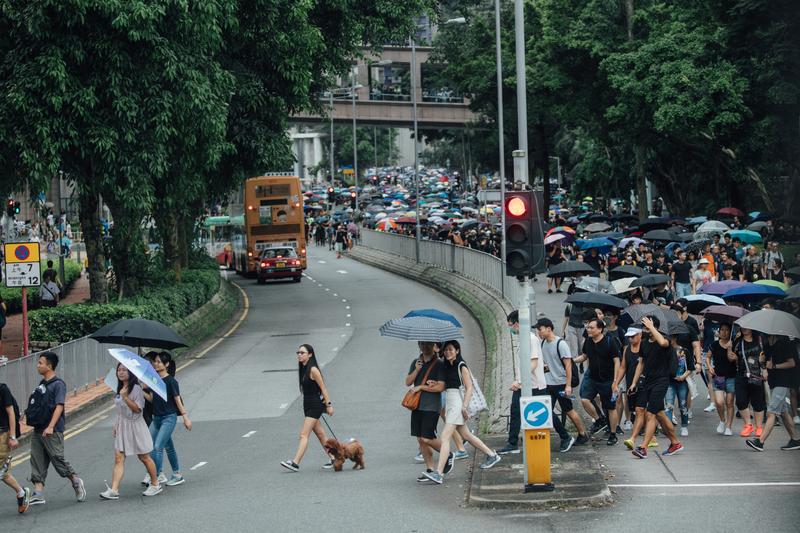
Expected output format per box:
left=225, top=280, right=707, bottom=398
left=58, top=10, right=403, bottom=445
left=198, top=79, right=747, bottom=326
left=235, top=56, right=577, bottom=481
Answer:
left=90, top=319, right=189, bottom=350
left=638, top=220, right=671, bottom=232
left=643, top=229, right=676, bottom=242
left=620, top=304, right=671, bottom=333
left=674, top=232, right=696, bottom=243
left=786, top=266, right=800, bottom=281
left=630, top=274, right=671, bottom=288
left=667, top=320, right=690, bottom=336
left=612, top=214, right=639, bottom=223
left=547, top=261, right=596, bottom=278
left=785, top=284, right=800, bottom=301
left=459, top=220, right=479, bottom=231
left=683, top=239, right=711, bottom=254
left=566, top=292, right=628, bottom=310
left=609, top=264, right=647, bottom=280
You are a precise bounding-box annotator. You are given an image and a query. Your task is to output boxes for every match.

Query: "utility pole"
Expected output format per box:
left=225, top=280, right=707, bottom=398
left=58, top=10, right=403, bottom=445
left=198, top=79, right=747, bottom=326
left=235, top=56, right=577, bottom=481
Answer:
left=58, top=170, right=66, bottom=286
left=411, top=38, right=421, bottom=263
left=351, top=67, right=359, bottom=199
left=329, top=91, right=335, bottom=184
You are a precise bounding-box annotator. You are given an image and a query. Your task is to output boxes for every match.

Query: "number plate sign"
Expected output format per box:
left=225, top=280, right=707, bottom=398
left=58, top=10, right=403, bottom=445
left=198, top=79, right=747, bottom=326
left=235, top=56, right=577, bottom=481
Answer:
left=4, top=242, right=42, bottom=287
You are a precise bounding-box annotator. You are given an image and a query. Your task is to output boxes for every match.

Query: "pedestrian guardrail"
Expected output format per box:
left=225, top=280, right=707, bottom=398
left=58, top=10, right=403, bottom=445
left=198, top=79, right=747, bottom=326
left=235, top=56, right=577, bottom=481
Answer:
left=0, top=336, right=122, bottom=409
left=361, top=229, right=524, bottom=306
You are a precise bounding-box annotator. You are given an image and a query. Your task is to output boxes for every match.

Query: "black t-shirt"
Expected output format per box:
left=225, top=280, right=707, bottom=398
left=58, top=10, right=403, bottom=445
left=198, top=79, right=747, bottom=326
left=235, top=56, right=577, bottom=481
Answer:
left=624, top=346, right=641, bottom=386
left=654, top=260, right=671, bottom=275
left=584, top=254, right=601, bottom=273
left=676, top=316, right=700, bottom=371
left=709, top=341, right=736, bottom=377
left=408, top=357, right=445, bottom=412
left=581, top=334, right=621, bottom=382
left=641, top=340, right=674, bottom=383
left=442, top=359, right=465, bottom=389
left=0, top=383, right=14, bottom=432
left=726, top=261, right=742, bottom=279
left=641, top=260, right=657, bottom=274
left=152, top=375, right=181, bottom=416
left=765, top=338, right=798, bottom=389
left=672, top=261, right=692, bottom=284
left=335, top=229, right=347, bottom=243
left=651, top=288, right=674, bottom=306
left=734, top=338, right=764, bottom=379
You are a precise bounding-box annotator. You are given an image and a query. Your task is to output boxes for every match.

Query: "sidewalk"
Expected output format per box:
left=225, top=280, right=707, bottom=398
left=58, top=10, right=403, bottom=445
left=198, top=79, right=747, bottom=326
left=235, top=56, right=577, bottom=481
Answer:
left=2, top=272, right=90, bottom=360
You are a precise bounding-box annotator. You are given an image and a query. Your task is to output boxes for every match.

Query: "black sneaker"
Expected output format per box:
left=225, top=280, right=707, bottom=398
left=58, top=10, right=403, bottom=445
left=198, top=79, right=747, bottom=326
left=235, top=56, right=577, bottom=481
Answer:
left=574, top=434, right=590, bottom=446
left=497, top=444, right=520, bottom=455
left=417, top=469, right=434, bottom=482
left=559, top=435, right=576, bottom=453
left=280, top=460, right=300, bottom=472
left=780, top=439, right=800, bottom=451
left=590, top=419, right=609, bottom=435
left=745, top=439, right=764, bottom=452
left=615, top=426, right=624, bottom=435
left=442, top=452, right=455, bottom=475
left=607, top=434, right=619, bottom=446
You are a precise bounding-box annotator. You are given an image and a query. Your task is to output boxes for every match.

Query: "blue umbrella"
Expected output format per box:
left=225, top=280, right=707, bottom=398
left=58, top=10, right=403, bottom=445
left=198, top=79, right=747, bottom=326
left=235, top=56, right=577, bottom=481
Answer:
left=721, top=284, right=786, bottom=303
left=379, top=316, right=464, bottom=343
left=404, top=309, right=462, bottom=328
left=577, top=237, right=615, bottom=252
left=107, top=348, right=167, bottom=400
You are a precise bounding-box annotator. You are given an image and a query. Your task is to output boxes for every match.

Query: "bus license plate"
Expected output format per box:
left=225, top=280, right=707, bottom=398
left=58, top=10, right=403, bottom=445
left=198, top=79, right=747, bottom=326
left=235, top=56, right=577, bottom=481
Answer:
left=276, top=262, right=286, bottom=268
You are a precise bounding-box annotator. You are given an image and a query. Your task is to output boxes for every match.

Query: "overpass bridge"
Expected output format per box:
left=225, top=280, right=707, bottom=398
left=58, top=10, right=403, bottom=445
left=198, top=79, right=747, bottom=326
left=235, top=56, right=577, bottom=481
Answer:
left=291, top=46, right=480, bottom=129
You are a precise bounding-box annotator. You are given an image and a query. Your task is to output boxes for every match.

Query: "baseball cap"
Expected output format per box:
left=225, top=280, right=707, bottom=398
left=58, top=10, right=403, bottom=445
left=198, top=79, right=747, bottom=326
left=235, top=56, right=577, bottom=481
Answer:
left=698, top=258, right=709, bottom=264
left=534, top=317, right=554, bottom=329
left=625, top=327, right=642, bottom=337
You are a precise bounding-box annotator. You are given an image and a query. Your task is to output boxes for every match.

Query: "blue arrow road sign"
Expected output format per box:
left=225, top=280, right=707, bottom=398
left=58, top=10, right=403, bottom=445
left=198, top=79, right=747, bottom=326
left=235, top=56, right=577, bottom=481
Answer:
left=523, top=401, right=549, bottom=428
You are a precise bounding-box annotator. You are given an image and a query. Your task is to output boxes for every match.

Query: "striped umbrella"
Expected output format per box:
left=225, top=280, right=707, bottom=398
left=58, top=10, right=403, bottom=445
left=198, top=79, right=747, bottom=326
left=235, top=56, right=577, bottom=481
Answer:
left=379, top=316, right=464, bottom=343
left=376, top=218, right=398, bottom=231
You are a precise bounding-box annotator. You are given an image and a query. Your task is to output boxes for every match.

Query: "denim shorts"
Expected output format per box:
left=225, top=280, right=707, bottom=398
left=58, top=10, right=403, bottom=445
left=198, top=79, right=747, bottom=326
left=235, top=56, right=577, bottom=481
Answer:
left=767, top=386, right=790, bottom=415
left=713, top=376, right=735, bottom=393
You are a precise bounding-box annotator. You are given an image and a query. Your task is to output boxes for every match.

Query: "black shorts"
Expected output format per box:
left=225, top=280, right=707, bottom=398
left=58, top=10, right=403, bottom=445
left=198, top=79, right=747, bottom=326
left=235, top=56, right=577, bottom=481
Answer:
left=304, top=402, right=324, bottom=419
left=735, top=377, right=766, bottom=412
left=410, top=410, right=439, bottom=439
left=547, top=384, right=574, bottom=413
left=580, top=376, right=616, bottom=410
left=638, top=379, right=668, bottom=414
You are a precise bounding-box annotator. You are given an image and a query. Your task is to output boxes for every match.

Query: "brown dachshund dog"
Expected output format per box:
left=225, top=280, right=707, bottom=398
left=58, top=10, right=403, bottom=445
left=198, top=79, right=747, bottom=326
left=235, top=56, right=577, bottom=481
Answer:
left=323, top=438, right=365, bottom=472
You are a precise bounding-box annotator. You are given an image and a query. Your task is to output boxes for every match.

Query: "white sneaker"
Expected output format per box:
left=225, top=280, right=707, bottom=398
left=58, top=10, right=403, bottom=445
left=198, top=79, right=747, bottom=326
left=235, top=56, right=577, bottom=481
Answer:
left=717, top=422, right=725, bottom=434
left=142, top=473, right=167, bottom=486
left=623, top=420, right=633, bottom=431
left=142, top=484, right=163, bottom=497
left=99, top=484, right=119, bottom=501
left=704, top=404, right=716, bottom=412
left=680, top=427, right=689, bottom=437
left=672, top=414, right=678, bottom=425
left=794, top=416, right=800, bottom=425
left=414, top=452, right=424, bottom=463
left=724, top=428, right=733, bottom=436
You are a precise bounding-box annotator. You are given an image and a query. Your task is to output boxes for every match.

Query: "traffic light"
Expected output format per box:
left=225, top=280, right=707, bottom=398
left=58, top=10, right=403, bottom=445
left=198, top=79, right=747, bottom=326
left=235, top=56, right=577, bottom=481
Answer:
left=503, top=191, right=546, bottom=277
left=350, top=191, right=357, bottom=209
left=13, top=201, right=20, bottom=215
left=6, top=199, right=14, bottom=217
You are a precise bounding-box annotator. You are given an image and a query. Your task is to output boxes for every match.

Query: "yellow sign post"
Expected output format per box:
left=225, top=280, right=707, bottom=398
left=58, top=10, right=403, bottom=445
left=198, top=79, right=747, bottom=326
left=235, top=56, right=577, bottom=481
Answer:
left=520, top=395, right=555, bottom=492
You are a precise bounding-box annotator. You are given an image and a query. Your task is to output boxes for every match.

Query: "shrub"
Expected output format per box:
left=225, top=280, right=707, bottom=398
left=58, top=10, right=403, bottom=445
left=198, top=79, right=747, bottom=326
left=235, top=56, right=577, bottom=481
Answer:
left=28, top=268, right=221, bottom=343
left=0, top=260, right=83, bottom=313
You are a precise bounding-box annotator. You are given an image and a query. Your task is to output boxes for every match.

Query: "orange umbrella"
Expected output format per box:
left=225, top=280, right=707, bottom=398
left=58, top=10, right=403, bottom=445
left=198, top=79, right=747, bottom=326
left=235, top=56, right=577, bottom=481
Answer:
left=376, top=219, right=398, bottom=231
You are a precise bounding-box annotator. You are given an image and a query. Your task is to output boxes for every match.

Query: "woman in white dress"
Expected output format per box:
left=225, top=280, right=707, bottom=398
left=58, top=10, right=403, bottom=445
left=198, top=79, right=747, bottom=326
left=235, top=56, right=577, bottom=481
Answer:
left=100, top=364, right=161, bottom=499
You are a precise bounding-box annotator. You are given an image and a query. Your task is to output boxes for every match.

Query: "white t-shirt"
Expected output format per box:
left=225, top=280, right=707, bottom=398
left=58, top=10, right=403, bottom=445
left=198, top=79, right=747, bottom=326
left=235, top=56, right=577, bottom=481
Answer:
left=529, top=332, right=548, bottom=391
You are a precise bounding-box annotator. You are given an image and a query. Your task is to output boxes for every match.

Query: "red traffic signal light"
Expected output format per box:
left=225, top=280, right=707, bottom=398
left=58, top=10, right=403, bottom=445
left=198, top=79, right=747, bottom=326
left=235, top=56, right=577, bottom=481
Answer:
left=506, top=195, right=528, bottom=218
left=503, top=191, right=546, bottom=277
left=350, top=192, right=356, bottom=198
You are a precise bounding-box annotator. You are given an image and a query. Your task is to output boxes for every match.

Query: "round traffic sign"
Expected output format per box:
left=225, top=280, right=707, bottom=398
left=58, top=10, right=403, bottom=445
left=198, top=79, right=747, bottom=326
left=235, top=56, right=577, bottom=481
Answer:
left=523, top=401, right=549, bottom=428
left=14, top=245, right=30, bottom=261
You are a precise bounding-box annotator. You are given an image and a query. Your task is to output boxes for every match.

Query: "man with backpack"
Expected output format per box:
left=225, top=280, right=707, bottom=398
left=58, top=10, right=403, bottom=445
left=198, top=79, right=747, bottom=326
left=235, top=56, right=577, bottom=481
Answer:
left=535, top=318, right=590, bottom=452
left=1, top=381, right=31, bottom=513
left=25, top=352, right=85, bottom=505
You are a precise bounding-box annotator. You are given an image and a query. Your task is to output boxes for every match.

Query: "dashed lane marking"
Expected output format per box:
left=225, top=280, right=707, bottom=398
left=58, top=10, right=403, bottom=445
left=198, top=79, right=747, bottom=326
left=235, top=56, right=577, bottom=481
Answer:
left=280, top=403, right=289, bottom=409
left=610, top=482, right=800, bottom=488
left=347, top=314, right=351, bottom=318
left=190, top=462, right=208, bottom=471
left=345, top=323, right=351, bottom=327
left=336, top=270, right=348, bottom=274
left=318, top=260, right=327, bottom=264
left=242, top=431, right=257, bottom=438
left=345, top=306, right=350, bottom=310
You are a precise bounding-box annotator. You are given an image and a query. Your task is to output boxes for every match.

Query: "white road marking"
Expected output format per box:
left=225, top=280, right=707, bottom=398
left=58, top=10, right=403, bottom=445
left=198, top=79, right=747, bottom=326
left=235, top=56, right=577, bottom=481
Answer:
left=318, top=260, right=327, bottom=264
left=345, top=306, right=350, bottom=309
left=345, top=323, right=351, bottom=327
left=609, top=482, right=800, bottom=488
left=341, top=299, right=347, bottom=302
left=333, top=293, right=338, bottom=296
left=336, top=270, right=348, bottom=274
left=332, top=347, right=339, bottom=352
left=190, top=462, right=208, bottom=471
left=280, top=403, right=289, bottom=409
left=347, top=314, right=351, bottom=318
left=242, top=430, right=257, bottom=438
left=325, top=288, right=330, bottom=291
left=341, top=334, right=347, bottom=337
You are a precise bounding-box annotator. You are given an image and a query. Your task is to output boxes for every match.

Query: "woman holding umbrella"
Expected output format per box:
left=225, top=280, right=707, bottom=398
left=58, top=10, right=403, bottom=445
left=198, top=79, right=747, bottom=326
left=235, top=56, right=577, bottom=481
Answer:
left=706, top=324, right=736, bottom=436
left=546, top=244, right=567, bottom=294
left=100, top=364, right=161, bottom=499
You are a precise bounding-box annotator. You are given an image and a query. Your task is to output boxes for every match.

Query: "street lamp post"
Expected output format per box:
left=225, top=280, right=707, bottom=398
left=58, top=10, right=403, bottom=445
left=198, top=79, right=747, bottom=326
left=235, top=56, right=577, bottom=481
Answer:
left=329, top=91, right=335, bottom=185
left=351, top=67, right=359, bottom=209
left=549, top=156, right=561, bottom=188
left=410, top=38, right=422, bottom=263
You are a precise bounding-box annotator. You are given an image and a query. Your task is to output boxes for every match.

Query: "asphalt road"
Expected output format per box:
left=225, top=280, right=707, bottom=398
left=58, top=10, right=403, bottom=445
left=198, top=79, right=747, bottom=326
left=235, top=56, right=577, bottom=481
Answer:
left=2, top=245, right=799, bottom=532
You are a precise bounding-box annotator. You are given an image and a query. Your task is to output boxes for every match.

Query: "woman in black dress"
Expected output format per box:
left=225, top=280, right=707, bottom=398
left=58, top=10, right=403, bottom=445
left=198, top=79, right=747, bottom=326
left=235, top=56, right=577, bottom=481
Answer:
left=281, top=344, right=334, bottom=472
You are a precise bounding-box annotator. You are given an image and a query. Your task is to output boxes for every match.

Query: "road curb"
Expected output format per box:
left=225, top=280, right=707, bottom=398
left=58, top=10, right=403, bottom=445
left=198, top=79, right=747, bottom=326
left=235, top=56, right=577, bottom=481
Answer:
left=12, top=276, right=245, bottom=448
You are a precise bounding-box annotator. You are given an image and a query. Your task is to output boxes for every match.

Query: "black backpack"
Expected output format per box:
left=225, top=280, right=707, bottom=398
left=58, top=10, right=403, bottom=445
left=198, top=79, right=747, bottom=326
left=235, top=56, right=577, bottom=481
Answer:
left=0, top=383, right=20, bottom=438
left=25, top=377, right=63, bottom=429
left=555, top=338, right=581, bottom=388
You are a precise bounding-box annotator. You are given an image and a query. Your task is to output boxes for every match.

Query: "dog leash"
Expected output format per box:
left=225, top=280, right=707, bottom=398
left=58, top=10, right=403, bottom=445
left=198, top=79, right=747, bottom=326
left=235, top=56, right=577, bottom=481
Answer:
left=321, top=415, right=338, bottom=442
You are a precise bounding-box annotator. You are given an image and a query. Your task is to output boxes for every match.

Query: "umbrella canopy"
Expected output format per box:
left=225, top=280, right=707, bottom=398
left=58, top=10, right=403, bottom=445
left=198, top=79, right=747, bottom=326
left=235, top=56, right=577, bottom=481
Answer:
left=683, top=294, right=726, bottom=314
left=685, top=216, right=708, bottom=226
left=619, top=237, right=646, bottom=249
left=683, top=239, right=711, bottom=254
left=459, top=220, right=480, bottom=231
left=783, top=284, right=800, bottom=300
left=578, top=237, right=615, bottom=251
left=667, top=320, right=690, bottom=336
left=716, top=207, right=745, bottom=218
left=746, top=221, right=768, bottom=232
left=726, top=229, right=762, bottom=244
left=544, top=233, right=569, bottom=245
left=620, top=304, right=670, bottom=333
left=786, top=266, right=800, bottom=281
left=395, top=217, right=417, bottom=224
left=546, top=225, right=576, bottom=236
left=575, top=276, right=614, bottom=293
left=611, top=277, right=639, bottom=295
left=698, top=280, right=749, bottom=296
left=547, top=260, right=596, bottom=278
left=90, top=319, right=188, bottom=350
left=403, top=309, right=462, bottom=328
left=694, top=220, right=729, bottom=238
left=609, top=264, right=647, bottom=280
left=107, top=348, right=167, bottom=400
left=584, top=222, right=611, bottom=233
left=379, top=316, right=464, bottom=343
left=734, top=309, right=800, bottom=338
left=637, top=220, right=672, bottom=232
left=754, top=279, right=789, bottom=292
left=701, top=305, right=750, bottom=324
left=722, top=284, right=786, bottom=303
left=643, top=229, right=676, bottom=242
left=630, top=274, right=671, bottom=288
left=376, top=218, right=398, bottom=231
left=566, top=292, right=628, bottom=310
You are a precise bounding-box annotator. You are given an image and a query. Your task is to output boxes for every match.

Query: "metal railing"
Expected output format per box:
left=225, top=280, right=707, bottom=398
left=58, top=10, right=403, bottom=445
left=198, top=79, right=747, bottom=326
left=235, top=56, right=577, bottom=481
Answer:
left=0, top=336, right=122, bottom=408
left=361, top=229, right=522, bottom=305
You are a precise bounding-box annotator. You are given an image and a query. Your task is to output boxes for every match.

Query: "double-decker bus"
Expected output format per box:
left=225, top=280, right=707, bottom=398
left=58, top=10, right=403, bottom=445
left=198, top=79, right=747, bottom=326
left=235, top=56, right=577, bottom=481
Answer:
left=199, top=215, right=238, bottom=267
left=231, top=174, right=306, bottom=275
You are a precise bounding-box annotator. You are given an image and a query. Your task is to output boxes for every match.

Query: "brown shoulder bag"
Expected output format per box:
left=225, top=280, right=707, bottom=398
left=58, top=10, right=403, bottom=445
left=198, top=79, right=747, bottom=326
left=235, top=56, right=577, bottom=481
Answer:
left=402, top=359, right=438, bottom=411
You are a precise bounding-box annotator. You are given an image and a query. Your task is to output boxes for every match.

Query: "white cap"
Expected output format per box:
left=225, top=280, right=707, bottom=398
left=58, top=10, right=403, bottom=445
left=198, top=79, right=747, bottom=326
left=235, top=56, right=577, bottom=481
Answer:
left=698, top=258, right=710, bottom=264
left=625, top=327, right=642, bottom=337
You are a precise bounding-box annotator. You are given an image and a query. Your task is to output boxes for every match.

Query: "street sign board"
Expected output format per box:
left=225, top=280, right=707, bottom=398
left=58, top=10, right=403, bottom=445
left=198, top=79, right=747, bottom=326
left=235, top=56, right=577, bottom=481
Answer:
left=520, top=395, right=553, bottom=430
left=3, top=242, right=42, bottom=288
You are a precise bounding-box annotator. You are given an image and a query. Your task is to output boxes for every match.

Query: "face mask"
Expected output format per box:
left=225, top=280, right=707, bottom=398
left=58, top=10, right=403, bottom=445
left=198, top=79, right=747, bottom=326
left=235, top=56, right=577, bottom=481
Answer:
left=509, top=326, right=517, bottom=335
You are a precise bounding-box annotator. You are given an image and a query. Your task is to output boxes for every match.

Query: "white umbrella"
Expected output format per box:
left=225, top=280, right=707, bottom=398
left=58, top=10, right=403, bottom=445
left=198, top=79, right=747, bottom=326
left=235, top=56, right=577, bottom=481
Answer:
left=611, top=277, right=638, bottom=294
left=694, top=220, right=730, bottom=239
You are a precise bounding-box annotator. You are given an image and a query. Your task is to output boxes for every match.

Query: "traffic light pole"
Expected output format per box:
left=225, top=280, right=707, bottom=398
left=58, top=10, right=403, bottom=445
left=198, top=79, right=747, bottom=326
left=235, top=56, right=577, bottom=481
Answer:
left=517, top=277, right=532, bottom=395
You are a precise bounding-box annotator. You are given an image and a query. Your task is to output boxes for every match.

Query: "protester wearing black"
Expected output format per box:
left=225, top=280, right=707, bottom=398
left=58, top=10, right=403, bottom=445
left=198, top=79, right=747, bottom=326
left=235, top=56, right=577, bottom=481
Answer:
left=1, top=382, right=31, bottom=513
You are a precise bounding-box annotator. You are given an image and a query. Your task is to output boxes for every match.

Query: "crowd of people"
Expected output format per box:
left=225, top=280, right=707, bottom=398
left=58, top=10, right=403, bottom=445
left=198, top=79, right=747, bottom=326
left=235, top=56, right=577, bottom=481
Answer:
left=1, top=350, right=191, bottom=514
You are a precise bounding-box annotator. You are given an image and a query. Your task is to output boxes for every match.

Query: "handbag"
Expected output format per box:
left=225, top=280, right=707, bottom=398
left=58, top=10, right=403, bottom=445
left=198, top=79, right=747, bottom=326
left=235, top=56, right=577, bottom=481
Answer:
left=457, top=362, right=488, bottom=418
left=402, top=359, right=438, bottom=411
